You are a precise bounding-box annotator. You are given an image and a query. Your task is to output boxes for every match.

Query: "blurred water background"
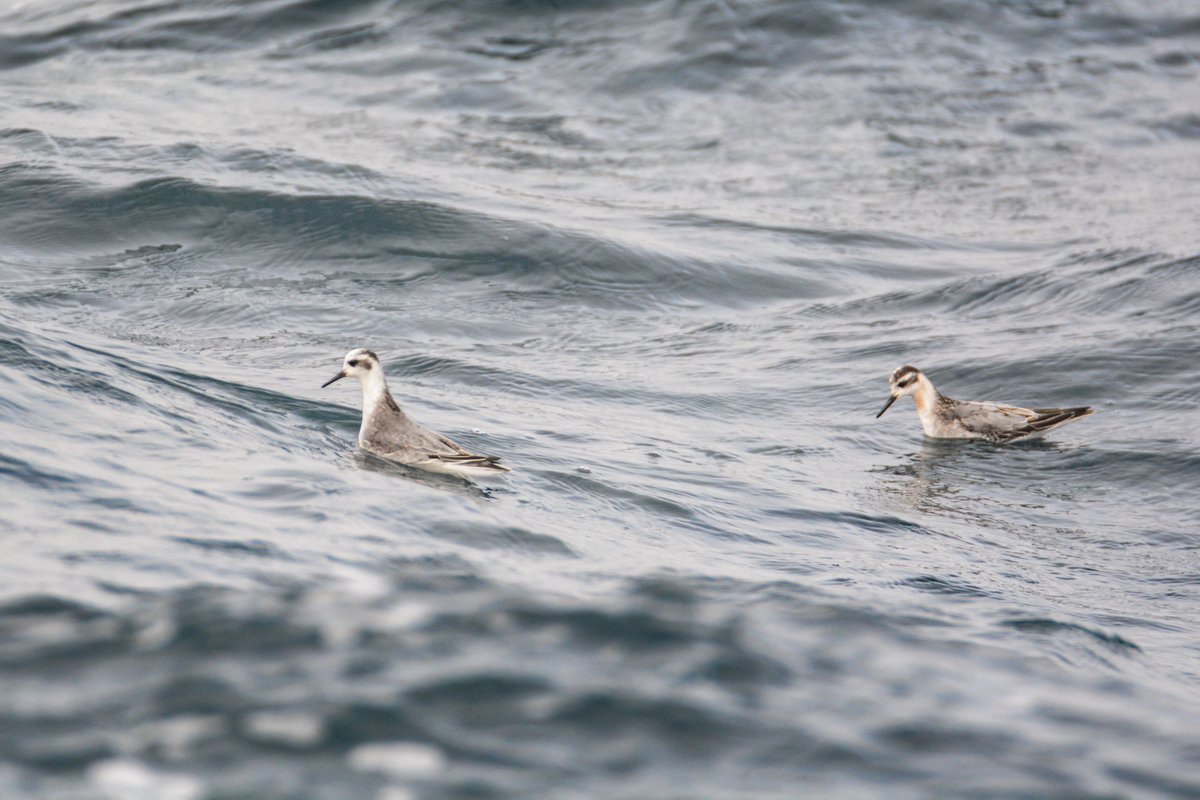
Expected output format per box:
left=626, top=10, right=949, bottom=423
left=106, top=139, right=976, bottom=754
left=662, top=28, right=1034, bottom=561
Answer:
left=2, top=0, right=1200, bottom=797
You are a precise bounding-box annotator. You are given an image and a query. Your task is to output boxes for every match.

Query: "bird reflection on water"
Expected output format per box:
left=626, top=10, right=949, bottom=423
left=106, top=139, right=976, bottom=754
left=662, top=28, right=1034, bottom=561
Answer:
left=871, top=438, right=1080, bottom=525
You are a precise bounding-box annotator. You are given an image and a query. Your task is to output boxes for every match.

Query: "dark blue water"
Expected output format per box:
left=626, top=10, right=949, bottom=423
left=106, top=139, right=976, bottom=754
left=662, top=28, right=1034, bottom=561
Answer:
left=2, top=1, right=1200, bottom=798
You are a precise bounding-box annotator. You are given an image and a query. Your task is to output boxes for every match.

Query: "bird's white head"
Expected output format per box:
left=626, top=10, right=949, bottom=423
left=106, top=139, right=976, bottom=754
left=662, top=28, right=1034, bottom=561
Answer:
left=321, top=348, right=382, bottom=388
left=876, top=365, right=926, bottom=418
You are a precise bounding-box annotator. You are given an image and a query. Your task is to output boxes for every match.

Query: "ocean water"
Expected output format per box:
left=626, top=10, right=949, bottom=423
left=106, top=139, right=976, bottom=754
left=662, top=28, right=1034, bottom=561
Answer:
left=2, top=0, right=1199, bottom=798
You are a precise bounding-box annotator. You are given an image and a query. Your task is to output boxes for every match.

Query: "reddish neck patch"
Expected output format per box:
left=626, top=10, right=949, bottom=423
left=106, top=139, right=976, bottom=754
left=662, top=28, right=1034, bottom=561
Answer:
left=912, top=385, right=933, bottom=415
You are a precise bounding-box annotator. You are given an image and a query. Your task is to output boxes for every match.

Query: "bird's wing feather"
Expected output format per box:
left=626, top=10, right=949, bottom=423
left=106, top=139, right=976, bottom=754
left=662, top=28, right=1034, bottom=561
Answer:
left=1024, top=407, right=1094, bottom=433
left=423, top=452, right=511, bottom=472
left=951, top=400, right=1093, bottom=442
left=949, top=401, right=1035, bottom=437
left=365, top=416, right=509, bottom=471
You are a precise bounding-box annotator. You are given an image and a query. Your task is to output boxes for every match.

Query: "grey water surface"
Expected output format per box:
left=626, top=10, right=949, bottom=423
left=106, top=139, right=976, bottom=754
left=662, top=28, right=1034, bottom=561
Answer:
left=2, top=1, right=1199, bottom=798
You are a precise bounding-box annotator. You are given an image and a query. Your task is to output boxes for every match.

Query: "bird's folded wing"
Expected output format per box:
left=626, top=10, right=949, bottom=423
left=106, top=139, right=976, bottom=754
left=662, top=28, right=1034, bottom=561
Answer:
left=425, top=452, right=509, bottom=470
left=952, top=401, right=1035, bottom=438
left=957, top=403, right=1093, bottom=442
left=1025, top=407, right=1093, bottom=432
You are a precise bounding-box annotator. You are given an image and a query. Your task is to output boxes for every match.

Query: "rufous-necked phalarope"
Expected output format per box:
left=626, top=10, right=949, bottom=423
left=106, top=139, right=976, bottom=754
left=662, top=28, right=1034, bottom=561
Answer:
left=876, top=365, right=1093, bottom=443
left=322, top=348, right=511, bottom=477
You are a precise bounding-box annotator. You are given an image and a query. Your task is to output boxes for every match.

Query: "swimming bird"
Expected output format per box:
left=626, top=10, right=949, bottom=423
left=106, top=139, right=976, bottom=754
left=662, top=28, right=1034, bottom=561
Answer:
left=875, top=365, right=1093, bottom=443
left=322, top=348, right=511, bottom=477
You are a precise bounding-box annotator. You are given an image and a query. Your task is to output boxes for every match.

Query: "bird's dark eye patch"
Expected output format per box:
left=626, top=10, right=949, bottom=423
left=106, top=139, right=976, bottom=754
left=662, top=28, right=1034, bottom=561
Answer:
left=348, top=359, right=359, bottom=368
left=898, top=378, right=914, bottom=388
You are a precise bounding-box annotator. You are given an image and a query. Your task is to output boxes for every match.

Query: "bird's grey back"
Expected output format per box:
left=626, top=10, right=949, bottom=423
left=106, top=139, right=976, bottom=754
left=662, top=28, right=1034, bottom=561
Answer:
left=361, top=394, right=470, bottom=458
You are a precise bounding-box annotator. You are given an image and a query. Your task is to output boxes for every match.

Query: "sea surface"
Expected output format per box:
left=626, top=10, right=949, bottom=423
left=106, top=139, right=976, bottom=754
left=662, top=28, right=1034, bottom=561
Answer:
left=2, top=1, right=1199, bottom=798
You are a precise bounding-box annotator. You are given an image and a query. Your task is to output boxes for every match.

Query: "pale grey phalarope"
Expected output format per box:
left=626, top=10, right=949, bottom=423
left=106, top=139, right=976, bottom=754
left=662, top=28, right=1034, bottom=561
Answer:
left=322, top=348, right=511, bottom=477
left=876, top=365, right=1093, bottom=443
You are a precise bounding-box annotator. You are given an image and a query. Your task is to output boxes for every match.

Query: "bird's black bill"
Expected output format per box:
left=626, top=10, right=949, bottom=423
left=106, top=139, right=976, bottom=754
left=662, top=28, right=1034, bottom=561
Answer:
left=876, top=394, right=898, bottom=418
left=321, top=371, right=346, bottom=388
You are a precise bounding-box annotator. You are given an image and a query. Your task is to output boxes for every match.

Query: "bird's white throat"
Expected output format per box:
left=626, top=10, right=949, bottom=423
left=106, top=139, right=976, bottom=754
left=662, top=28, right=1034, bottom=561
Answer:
left=357, top=368, right=393, bottom=440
